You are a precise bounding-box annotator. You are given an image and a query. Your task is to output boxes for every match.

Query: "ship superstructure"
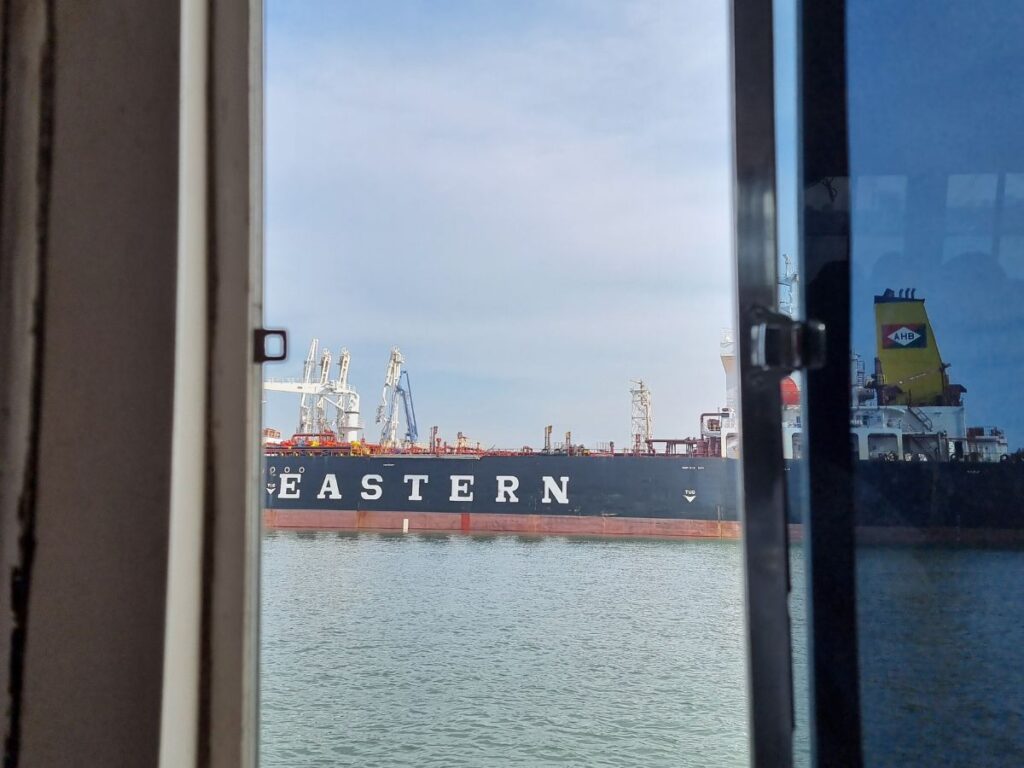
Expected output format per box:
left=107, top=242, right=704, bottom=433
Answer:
left=778, top=288, right=1007, bottom=462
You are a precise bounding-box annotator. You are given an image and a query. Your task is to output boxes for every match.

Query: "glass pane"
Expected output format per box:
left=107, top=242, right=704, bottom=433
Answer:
left=261, top=2, right=746, bottom=765
left=773, top=0, right=810, bottom=761
left=847, top=2, right=1024, bottom=763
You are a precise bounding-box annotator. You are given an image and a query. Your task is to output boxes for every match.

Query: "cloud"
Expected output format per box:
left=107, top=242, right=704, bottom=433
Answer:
left=264, top=0, right=734, bottom=447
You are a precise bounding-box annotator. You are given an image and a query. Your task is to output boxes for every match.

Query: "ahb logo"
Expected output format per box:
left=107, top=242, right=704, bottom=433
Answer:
left=882, top=323, right=927, bottom=349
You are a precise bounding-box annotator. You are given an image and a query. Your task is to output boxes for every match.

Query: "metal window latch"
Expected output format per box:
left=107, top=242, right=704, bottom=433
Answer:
left=254, top=328, right=288, bottom=363
left=749, top=308, right=826, bottom=372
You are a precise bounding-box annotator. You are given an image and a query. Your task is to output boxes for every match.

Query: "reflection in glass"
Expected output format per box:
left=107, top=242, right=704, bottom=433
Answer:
left=847, top=0, right=1024, bottom=763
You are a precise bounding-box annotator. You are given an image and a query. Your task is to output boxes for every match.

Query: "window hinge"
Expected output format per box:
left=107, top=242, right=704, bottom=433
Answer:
left=254, top=328, right=288, bottom=363
left=749, top=308, right=826, bottom=373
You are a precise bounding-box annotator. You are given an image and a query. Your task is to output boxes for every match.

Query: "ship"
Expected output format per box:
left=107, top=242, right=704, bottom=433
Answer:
left=263, top=290, right=1023, bottom=542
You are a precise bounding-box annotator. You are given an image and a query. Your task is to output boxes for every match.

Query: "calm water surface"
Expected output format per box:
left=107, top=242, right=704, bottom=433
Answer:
left=261, top=531, right=1024, bottom=767
left=261, top=533, right=767, bottom=767
left=857, top=545, right=1024, bottom=766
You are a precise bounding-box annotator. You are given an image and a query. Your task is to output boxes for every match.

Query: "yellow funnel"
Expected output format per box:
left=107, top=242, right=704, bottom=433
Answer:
left=874, top=289, right=950, bottom=406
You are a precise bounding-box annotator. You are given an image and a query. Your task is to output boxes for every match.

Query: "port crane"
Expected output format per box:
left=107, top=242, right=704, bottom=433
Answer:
left=375, top=347, right=419, bottom=449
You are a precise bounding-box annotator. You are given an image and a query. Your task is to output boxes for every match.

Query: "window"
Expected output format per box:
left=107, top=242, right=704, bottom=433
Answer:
left=261, top=3, right=746, bottom=766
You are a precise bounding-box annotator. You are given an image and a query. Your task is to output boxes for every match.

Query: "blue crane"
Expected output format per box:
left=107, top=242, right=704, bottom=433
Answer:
left=397, top=370, right=418, bottom=446
left=376, top=347, right=420, bottom=449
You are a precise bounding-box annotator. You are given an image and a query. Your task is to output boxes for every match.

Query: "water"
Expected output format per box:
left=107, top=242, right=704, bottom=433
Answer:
left=261, top=533, right=758, bottom=767
left=857, top=546, right=1024, bottom=766
left=260, top=532, right=1024, bottom=767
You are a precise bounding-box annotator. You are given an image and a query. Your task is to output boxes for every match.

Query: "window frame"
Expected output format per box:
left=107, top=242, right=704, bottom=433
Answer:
left=730, top=0, right=796, bottom=764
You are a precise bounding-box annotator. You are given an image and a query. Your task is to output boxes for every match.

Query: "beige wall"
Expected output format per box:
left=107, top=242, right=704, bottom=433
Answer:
left=8, top=2, right=180, bottom=765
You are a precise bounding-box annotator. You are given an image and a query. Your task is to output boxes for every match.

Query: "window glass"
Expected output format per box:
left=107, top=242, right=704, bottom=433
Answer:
left=847, top=1, right=1024, bottom=762
left=773, top=0, right=810, bottom=761
left=261, top=2, right=745, bottom=765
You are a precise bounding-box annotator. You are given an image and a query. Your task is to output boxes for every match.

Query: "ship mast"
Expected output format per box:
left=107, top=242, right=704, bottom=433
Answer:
left=630, top=380, right=653, bottom=455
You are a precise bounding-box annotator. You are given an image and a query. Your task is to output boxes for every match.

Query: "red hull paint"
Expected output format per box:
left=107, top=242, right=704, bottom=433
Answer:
left=264, top=508, right=743, bottom=539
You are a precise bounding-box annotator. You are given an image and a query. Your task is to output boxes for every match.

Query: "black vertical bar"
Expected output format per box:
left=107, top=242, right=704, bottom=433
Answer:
left=731, top=0, right=795, bottom=765
left=799, top=0, right=864, bottom=764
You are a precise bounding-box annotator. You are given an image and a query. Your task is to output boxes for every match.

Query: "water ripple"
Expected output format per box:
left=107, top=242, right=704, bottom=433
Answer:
left=261, top=533, right=750, bottom=767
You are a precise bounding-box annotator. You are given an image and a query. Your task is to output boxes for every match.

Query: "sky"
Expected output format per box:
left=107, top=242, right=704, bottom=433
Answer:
left=843, top=0, right=1024, bottom=447
left=263, top=0, right=735, bottom=449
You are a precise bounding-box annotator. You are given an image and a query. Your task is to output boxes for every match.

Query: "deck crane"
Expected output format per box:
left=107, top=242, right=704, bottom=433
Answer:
left=313, top=347, right=332, bottom=433
left=298, top=338, right=319, bottom=433
left=337, top=348, right=351, bottom=390
left=263, top=338, right=363, bottom=442
left=376, top=347, right=404, bottom=449
left=397, top=370, right=419, bottom=446
left=375, top=347, right=420, bottom=449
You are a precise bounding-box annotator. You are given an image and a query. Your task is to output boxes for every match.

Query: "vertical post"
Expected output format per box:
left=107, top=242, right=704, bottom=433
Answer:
left=195, top=0, right=264, bottom=765
left=800, top=0, right=863, bottom=763
left=159, top=0, right=210, bottom=763
left=731, top=0, right=795, bottom=764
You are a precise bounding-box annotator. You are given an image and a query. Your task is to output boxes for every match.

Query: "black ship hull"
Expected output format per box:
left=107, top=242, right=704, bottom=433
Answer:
left=263, top=455, right=1024, bottom=541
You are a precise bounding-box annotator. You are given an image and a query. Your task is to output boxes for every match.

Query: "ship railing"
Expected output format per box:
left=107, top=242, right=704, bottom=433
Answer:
left=907, top=406, right=935, bottom=432
left=851, top=410, right=905, bottom=430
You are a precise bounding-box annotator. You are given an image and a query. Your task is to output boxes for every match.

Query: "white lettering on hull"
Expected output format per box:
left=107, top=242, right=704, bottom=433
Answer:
left=495, top=476, right=519, bottom=502
left=278, top=473, right=301, bottom=499
left=449, top=475, right=475, bottom=502
left=317, top=474, right=343, bottom=499
left=541, top=476, right=569, bottom=504
left=361, top=474, right=383, bottom=500
left=404, top=474, right=429, bottom=501
left=267, top=470, right=574, bottom=505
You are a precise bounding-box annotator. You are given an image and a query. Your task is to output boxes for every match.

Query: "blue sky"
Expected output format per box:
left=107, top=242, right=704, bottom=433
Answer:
left=263, top=1, right=734, bottom=448
left=844, top=0, right=1024, bottom=447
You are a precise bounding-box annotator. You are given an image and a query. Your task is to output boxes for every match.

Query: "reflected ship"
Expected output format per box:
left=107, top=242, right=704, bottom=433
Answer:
left=264, top=290, right=1021, bottom=542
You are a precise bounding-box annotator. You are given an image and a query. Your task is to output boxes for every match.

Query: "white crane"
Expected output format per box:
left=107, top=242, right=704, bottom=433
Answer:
left=298, top=338, right=319, bottom=433
left=373, top=347, right=419, bottom=449
left=263, top=338, right=362, bottom=442
left=313, top=347, right=332, bottom=434
left=376, top=347, right=405, bottom=449
left=338, top=348, right=350, bottom=390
